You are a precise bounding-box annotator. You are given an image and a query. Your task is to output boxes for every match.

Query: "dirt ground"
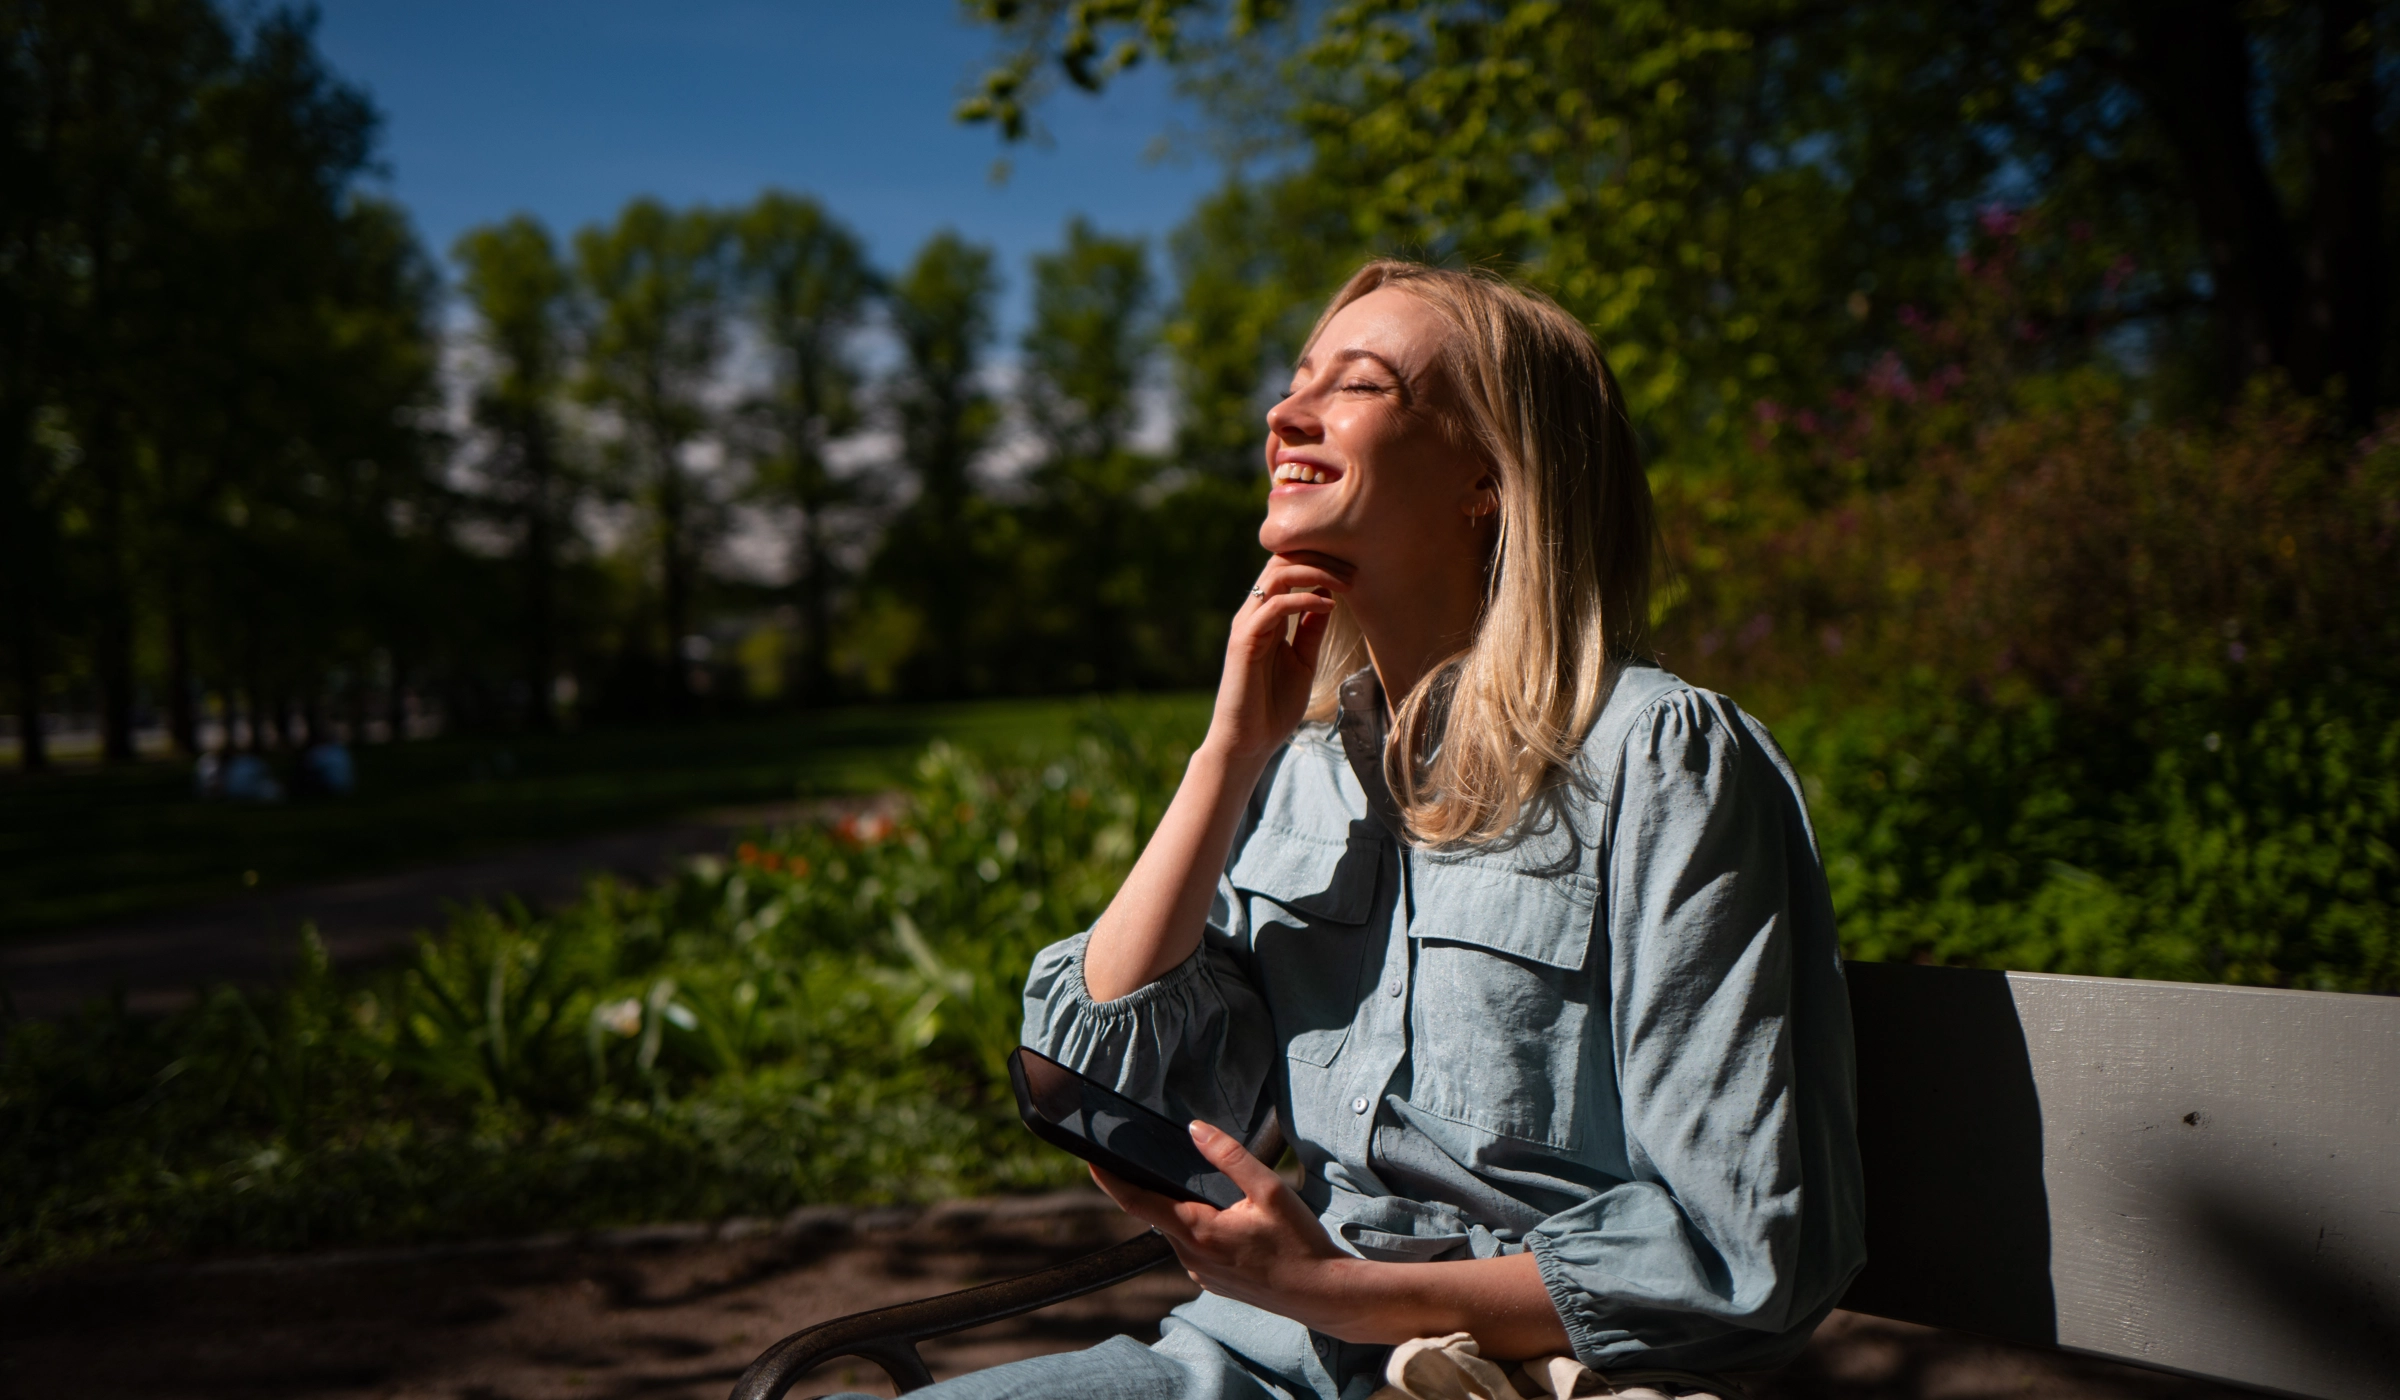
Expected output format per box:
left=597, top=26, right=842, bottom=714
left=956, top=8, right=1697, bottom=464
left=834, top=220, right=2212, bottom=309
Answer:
left=0, top=1193, right=2257, bottom=1400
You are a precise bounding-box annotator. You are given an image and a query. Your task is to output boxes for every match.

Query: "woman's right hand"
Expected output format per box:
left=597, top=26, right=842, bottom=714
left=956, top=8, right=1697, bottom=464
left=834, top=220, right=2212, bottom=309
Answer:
left=1203, top=554, right=1350, bottom=768
left=1081, top=553, right=1350, bottom=1001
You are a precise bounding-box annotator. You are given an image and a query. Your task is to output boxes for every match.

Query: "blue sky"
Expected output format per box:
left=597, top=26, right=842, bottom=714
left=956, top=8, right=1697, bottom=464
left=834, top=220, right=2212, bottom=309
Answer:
left=310, top=0, right=1230, bottom=336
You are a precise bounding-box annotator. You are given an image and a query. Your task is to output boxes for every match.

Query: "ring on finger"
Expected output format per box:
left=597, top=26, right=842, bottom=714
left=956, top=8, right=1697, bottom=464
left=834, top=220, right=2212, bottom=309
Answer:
left=1249, top=586, right=1266, bottom=599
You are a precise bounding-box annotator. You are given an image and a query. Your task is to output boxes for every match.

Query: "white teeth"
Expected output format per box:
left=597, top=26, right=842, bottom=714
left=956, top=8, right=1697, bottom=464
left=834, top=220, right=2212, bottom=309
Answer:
left=1275, top=465, right=1332, bottom=484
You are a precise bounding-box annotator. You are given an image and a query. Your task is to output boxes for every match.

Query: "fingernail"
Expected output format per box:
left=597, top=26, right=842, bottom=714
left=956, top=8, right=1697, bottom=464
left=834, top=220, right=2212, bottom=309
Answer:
left=1189, top=1121, right=1216, bottom=1143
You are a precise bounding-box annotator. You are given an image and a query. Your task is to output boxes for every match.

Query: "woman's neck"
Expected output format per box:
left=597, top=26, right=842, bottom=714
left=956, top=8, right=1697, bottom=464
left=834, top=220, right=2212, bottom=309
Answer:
left=1348, top=557, right=1488, bottom=714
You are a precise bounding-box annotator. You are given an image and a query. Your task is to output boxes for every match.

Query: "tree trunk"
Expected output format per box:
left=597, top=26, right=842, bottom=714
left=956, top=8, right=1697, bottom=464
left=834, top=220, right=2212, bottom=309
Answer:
left=2123, top=0, right=2305, bottom=393
left=89, top=404, right=138, bottom=762
left=522, top=423, right=558, bottom=731
left=166, top=597, right=197, bottom=756
left=2306, top=0, right=2381, bottom=428
left=11, top=632, right=46, bottom=773
left=656, top=428, right=694, bottom=716
left=244, top=634, right=267, bottom=753
left=386, top=654, right=408, bottom=742
left=2, top=400, right=50, bottom=772
left=798, top=491, right=832, bottom=706
left=924, top=406, right=971, bottom=700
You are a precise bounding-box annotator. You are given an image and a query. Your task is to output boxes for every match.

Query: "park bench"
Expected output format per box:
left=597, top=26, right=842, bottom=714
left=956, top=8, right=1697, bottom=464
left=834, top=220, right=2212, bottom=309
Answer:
left=732, top=962, right=2400, bottom=1400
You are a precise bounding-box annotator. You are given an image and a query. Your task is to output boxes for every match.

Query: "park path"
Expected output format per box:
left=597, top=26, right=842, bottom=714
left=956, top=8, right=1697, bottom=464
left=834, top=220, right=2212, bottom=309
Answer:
left=0, top=799, right=885, bottom=1020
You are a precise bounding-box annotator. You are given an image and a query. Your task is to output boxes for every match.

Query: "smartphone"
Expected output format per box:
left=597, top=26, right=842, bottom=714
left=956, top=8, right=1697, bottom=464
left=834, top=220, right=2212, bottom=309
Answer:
left=1008, top=1046, right=1247, bottom=1209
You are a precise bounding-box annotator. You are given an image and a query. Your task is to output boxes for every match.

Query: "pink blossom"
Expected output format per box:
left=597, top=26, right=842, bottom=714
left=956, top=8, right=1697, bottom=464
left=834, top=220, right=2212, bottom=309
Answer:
left=1864, top=352, right=1915, bottom=402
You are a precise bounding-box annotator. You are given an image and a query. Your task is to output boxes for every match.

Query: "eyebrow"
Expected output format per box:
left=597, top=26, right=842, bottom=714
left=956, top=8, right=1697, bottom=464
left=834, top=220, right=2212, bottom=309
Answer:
left=1291, top=347, right=1413, bottom=398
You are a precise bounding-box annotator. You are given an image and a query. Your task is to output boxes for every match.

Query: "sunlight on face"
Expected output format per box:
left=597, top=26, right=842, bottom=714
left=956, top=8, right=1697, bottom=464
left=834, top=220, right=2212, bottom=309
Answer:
left=1259, top=287, right=1493, bottom=585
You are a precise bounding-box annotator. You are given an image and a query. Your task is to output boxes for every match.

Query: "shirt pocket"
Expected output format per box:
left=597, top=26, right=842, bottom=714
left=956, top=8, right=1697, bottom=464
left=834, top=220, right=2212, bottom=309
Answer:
left=1230, top=820, right=1383, bottom=1067
left=1406, top=854, right=1599, bottom=1149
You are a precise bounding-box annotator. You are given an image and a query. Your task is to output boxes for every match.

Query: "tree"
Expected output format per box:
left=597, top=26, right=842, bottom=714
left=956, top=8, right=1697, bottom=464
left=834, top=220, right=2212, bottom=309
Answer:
left=574, top=199, right=731, bottom=717
left=879, top=231, right=1001, bottom=697
left=1019, top=218, right=1158, bottom=690
left=2, top=0, right=441, bottom=768
left=1023, top=217, right=1153, bottom=463
left=148, top=11, right=434, bottom=756
left=2, top=0, right=237, bottom=764
left=455, top=215, right=579, bottom=730
left=731, top=192, right=875, bottom=705
left=965, top=0, right=2396, bottom=435
left=2041, top=0, right=2383, bottom=422
left=1165, top=176, right=1358, bottom=479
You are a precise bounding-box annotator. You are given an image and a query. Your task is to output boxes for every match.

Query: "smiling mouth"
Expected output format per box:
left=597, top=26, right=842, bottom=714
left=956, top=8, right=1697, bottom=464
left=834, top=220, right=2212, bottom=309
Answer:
left=1271, top=462, right=1340, bottom=486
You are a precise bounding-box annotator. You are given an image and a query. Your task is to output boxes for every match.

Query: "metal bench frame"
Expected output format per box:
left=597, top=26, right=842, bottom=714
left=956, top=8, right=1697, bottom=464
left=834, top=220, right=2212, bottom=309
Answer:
left=733, top=963, right=2400, bottom=1400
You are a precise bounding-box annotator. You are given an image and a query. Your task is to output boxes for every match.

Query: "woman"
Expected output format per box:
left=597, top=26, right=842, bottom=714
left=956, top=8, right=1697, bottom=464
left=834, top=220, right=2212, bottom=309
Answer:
left=851, top=262, right=1863, bottom=1399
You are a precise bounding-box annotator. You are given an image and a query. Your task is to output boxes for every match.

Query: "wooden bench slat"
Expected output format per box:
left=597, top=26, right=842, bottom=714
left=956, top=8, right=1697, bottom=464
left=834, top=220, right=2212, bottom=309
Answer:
left=1841, top=961, right=2400, bottom=1400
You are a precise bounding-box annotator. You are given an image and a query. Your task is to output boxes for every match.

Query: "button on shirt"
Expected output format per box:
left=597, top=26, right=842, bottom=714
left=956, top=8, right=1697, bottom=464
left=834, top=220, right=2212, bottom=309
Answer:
left=1021, top=663, right=1866, bottom=1378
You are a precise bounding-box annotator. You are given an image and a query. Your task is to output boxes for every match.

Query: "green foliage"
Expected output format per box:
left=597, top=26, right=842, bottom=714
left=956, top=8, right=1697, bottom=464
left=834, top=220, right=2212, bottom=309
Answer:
left=733, top=192, right=879, bottom=703
left=2, top=0, right=451, bottom=766
left=455, top=218, right=577, bottom=418
left=1023, top=216, right=1156, bottom=461
left=1164, top=177, right=1360, bottom=475
left=1786, top=682, right=2399, bottom=993
left=0, top=711, right=1204, bottom=1273
left=872, top=231, right=1006, bottom=699
left=573, top=199, right=734, bottom=713
left=1013, top=218, right=1166, bottom=693
left=0, top=695, right=1202, bottom=937
left=453, top=214, right=578, bottom=726
left=1656, top=219, right=2400, bottom=993
left=7, top=687, right=2389, bottom=1275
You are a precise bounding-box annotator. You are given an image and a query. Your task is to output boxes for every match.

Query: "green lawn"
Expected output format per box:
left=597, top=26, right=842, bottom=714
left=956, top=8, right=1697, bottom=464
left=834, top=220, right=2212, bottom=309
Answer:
left=0, top=694, right=1212, bottom=939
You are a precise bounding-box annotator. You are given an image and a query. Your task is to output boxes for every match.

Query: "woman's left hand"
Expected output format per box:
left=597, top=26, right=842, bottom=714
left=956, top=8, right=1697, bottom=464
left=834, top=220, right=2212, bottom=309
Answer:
left=1089, top=1121, right=1370, bottom=1338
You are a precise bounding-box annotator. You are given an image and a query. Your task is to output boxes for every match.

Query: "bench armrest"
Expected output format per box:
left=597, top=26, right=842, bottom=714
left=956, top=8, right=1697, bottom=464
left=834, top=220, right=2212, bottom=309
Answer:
left=730, top=1229, right=1179, bottom=1400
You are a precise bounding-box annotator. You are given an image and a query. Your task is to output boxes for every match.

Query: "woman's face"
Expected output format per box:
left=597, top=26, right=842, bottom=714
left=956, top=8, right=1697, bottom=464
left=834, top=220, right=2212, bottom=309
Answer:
left=1259, top=287, right=1495, bottom=581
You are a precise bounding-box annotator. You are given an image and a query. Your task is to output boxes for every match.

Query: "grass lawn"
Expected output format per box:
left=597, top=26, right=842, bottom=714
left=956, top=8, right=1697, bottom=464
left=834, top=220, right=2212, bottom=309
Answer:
left=0, top=693, right=1212, bottom=940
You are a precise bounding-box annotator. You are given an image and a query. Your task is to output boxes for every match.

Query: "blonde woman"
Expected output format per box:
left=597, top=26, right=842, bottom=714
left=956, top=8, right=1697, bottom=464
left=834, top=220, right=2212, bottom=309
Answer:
left=843, top=262, right=1865, bottom=1399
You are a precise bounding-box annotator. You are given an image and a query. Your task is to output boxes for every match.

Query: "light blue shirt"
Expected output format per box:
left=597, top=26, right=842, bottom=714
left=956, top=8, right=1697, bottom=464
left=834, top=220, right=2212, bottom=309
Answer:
left=1022, top=663, right=1866, bottom=1380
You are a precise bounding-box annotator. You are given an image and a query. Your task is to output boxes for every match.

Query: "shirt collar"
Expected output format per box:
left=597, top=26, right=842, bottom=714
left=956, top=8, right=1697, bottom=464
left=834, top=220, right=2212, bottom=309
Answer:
left=1335, top=666, right=1405, bottom=841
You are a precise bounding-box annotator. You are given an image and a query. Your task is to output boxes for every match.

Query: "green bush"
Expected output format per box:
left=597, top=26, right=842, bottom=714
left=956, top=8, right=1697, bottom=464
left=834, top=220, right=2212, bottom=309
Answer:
left=1787, top=680, right=2399, bottom=992
left=0, top=711, right=1199, bottom=1273
left=6, top=679, right=2392, bottom=1277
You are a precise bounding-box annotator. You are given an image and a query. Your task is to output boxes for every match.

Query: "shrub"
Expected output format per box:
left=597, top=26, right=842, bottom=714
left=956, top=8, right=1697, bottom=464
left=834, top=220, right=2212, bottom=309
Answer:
left=0, top=712, right=1199, bottom=1273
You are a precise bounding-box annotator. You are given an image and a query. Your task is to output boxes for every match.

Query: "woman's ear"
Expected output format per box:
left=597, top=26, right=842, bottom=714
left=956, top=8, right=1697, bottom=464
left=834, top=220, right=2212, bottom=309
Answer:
left=1465, top=469, right=1501, bottom=524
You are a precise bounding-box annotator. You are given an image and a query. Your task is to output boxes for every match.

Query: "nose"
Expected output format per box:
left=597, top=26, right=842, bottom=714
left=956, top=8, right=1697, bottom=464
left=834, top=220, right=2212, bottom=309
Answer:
left=1265, top=389, right=1319, bottom=444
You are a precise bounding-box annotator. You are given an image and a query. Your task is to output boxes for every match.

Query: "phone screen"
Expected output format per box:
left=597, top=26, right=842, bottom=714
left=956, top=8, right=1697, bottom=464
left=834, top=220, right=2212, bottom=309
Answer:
left=1008, top=1047, right=1246, bottom=1209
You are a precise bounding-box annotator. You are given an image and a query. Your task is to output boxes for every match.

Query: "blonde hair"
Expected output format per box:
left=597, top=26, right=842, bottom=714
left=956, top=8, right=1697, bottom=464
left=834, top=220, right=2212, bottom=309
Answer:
left=1299, top=261, right=1656, bottom=848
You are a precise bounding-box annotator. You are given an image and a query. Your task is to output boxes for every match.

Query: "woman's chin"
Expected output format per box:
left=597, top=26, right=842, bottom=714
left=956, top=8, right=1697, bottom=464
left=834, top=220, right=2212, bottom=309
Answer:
left=1258, top=514, right=1343, bottom=559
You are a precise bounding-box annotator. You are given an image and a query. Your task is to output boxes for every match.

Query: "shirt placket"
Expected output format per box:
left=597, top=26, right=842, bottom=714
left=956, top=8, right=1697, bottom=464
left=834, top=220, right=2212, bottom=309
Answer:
left=1336, top=836, right=1415, bottom=1172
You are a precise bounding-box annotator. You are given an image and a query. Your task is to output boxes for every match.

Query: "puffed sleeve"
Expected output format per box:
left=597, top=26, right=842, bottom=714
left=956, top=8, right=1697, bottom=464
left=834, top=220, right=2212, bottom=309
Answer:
left=1526, top=691, right=1866, bottom=1374
left=1020, top=870, right=1280, bottom=1139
